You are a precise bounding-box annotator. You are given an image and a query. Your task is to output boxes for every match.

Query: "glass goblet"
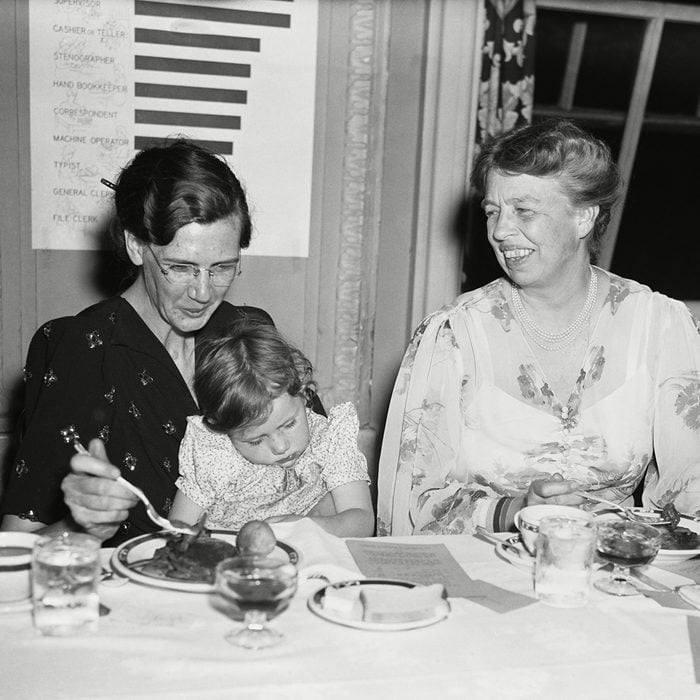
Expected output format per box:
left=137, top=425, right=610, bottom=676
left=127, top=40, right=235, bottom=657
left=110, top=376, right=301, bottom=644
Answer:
left=594, top=520, right=661, bottom=596
left=215, top=556, right=298, bottom=650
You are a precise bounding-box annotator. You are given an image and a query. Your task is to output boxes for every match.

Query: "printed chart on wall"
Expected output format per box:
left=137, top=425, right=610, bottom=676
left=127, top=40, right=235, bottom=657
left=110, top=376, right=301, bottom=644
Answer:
left=29, top=0, right=318, bottom=256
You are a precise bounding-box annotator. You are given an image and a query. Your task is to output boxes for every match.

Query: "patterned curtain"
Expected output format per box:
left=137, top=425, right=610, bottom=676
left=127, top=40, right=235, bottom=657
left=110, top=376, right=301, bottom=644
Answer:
left=477, top=0, right=536, bottom=145
left=463, top=0, right=536, bottom=292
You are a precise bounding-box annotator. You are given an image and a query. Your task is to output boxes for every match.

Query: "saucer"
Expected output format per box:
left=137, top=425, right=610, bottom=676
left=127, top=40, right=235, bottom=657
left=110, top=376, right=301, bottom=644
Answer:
left=308, top=579, right=451, bottom=631
left=495, top=541, right=534, bottom=573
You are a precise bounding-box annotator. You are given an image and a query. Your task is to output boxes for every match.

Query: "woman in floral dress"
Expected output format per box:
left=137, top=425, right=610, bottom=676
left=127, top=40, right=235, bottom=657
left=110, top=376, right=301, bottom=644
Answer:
left=377, top=119, right=700, bottom=536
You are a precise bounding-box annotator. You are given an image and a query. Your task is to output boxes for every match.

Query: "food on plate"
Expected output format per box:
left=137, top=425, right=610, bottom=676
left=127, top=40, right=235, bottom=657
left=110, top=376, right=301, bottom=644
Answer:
left=142, top=530, right=236, bottom=584
left=139, top=520, right=279, bottom=584
left=320, top=583, right=448, bottom=624
left=322, top=586, right=363, bottom=619
left=655, top=526, right=700, bottom=550
left=653, top=503, right=700, bottom=550
left=236, top=520, right=277, bottom=557
left=360, top=584, right=447, bottom=623
left=660, top=502, right=681, bottom=529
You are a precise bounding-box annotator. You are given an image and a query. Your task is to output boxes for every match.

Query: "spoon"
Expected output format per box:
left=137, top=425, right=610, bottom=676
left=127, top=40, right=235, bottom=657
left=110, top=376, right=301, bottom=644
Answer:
left=71, top=439, right=199, bottom=536
left=574, top=491, right=672, bottom=525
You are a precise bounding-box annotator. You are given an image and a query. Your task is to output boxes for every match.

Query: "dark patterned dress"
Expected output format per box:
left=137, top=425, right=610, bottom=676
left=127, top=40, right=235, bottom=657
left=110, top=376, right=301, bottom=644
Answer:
left=0, top=297, right=272, bottom=546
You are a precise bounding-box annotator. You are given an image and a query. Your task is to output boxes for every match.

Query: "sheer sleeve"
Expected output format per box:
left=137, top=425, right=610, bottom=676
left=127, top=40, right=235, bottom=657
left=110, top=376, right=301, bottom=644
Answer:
left=377, top=301, right=527, bottom=536
left=644, top=299, right=700, bottom=516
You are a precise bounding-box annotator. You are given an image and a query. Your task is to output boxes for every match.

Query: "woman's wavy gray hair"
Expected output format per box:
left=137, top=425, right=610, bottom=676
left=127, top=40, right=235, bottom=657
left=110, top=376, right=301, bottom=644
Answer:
left=471, top=119, right=621, bottom=262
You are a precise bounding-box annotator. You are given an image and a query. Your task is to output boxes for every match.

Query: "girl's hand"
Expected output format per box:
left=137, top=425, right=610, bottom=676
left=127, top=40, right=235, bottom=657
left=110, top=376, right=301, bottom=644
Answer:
left=525, top=473, right=584, bottom=507
left=62, top=438, right=137, bottom=542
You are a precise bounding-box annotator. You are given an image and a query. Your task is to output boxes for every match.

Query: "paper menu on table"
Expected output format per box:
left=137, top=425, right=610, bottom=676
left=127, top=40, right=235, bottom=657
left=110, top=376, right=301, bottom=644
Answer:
left=345, top=540, right=467, bottom=593
left=345, top=539, right=536, bottom=612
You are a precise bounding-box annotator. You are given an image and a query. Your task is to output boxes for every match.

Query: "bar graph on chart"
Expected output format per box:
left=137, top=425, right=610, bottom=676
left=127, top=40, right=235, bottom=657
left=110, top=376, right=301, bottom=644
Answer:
left=29, top=0, right=318, bottom=255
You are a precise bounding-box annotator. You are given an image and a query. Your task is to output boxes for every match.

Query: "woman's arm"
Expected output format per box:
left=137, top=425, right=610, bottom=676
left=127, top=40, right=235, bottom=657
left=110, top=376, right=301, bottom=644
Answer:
left=1, top=438, right=137, bottom=542
left=0, top=513, right=83, bottom=537
left=62, top=439, right=138, bottom=542
left=647, top=300, right=700, bottom=514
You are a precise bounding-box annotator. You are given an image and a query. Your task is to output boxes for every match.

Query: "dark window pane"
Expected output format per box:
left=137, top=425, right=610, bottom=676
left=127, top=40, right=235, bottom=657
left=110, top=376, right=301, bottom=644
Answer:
left=532, top=10, right=570, bottom=105
left=574, top=15, right=645, bottom=111
left=534, top=10, right=645, bottom=112
left=647, top=21, right=700, bottom=116
left=611, top=130, right=700, bottom=300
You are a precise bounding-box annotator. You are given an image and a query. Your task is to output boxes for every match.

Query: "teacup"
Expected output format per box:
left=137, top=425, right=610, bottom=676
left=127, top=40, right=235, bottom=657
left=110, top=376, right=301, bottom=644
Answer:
left=0, top=531, right=40, bottom=603
left=514, top=505, right=593, bottom=555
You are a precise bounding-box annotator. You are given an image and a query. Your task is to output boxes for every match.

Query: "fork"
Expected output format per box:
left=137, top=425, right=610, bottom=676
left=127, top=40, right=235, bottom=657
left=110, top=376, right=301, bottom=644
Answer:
left=71, top=439, right=199, bottom=536
left=573, top=491, right=670, bottom=524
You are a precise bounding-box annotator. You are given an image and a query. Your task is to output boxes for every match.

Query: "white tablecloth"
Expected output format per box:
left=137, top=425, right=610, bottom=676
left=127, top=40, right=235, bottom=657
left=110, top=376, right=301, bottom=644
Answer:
left=2, top=519, right=699, bottom=700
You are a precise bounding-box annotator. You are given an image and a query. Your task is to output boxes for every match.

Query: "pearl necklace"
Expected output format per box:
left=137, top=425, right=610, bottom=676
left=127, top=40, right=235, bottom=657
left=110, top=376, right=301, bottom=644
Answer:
left=511, top=267, right=598, bottom=351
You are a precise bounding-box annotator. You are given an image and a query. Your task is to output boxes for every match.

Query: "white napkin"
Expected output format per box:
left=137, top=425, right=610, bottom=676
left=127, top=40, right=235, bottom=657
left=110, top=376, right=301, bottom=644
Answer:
left=270, top=519, right=362, bottom=583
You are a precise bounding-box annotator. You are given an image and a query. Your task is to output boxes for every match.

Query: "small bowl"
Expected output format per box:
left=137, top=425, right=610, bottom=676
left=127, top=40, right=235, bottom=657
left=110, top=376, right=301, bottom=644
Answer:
left=514, top=505, right=593, bottom=555
left=0, top=531, right=40, bottom=603
left=595, top=512, right=700, bottom=565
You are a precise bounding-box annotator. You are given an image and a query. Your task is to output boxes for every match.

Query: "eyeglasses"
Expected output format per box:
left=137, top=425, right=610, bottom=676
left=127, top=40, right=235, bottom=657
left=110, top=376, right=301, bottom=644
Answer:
left=144, top=245, right=242, bottom=287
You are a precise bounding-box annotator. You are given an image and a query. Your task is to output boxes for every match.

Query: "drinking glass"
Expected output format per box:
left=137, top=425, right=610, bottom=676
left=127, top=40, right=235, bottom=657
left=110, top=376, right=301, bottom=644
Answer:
left=594, top=521, right=661, bottom=596
left=535, top=516, right=596, bottom=608
left=31, top=532, right=101, bottom=636
left=215, top=556, right=297, bottom=650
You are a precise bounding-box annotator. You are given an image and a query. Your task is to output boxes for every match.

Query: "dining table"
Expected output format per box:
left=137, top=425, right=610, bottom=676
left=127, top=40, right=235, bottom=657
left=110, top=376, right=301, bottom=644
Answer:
left=2, top=517, right=700, bottom=700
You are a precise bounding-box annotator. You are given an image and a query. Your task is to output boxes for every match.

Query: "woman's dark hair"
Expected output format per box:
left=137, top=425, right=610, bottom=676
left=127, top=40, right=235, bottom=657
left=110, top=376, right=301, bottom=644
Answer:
left=471, top=119, right=621, bottom=262
left=110, top=139, right=251, bottom=271
left=195, top=320, right=316, bottom=433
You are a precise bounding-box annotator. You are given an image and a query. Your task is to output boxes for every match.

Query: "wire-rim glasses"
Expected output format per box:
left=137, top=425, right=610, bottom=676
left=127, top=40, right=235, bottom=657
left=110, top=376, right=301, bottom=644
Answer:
left=144, top=245, right=242, bottom=287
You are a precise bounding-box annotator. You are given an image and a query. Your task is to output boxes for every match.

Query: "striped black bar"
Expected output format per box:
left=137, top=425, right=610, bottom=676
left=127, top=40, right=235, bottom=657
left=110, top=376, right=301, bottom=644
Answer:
left=135, top=83, right=247, bottom=103
left=135, top=135, right=233, bottom=155
left=135, top=0, right=290, bottom=28
left=135, top=110, right=240, bottom=130
left=135, top=56, right=251, bottom=78
left=135, top=28, right=260, bottom=52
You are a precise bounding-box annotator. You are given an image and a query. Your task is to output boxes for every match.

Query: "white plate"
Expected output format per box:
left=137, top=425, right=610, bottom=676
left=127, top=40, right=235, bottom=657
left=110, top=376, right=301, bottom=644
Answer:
left=594, top=512, right=700, bottom=565
left=0, top=598, right=32, bottom=615
left=111, top=530, right=300, bottom=593
left=308, top=579, right=450, bottom=631
left=495, top=541, right=535, bottom=573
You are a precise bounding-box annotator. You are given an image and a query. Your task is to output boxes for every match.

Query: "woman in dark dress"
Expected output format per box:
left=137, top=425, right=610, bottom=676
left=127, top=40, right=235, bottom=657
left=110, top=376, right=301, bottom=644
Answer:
left=0, top=139, right=272, bottom=545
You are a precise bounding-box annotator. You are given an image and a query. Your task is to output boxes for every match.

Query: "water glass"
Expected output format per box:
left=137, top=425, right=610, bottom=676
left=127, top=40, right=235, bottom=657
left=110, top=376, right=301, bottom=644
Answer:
left=535, top=517, right=596, bottom=608
left=31, top=532, right=101, bottom=636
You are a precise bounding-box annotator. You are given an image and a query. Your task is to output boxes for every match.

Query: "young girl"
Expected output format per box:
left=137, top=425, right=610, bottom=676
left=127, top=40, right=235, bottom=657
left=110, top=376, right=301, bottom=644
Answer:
left=169, top=320, right=374, bottom=537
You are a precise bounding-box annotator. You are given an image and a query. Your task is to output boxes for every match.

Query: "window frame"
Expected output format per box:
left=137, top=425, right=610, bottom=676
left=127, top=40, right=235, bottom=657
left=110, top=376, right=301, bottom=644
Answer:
left=535, top=0, right=700, bottom=272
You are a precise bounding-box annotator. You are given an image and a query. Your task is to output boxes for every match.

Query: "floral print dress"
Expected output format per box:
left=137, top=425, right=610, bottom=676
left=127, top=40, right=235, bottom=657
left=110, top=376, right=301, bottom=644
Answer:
left=377, top=270, right=700, bottom=536
left=176, top=402, right=370, bottom=530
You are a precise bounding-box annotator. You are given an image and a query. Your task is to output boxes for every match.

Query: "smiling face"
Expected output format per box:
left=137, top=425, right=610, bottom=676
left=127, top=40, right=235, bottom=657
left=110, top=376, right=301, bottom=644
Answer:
left=228, top=393, right=310, bottom=468
left=125, top=216, right=242, bottom=338
left=483, top=171, right=596, bottom=290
